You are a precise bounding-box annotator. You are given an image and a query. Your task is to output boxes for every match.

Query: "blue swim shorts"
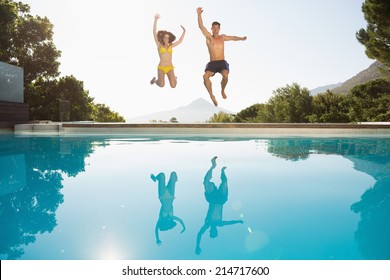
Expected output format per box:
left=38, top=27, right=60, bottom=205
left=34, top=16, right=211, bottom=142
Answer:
left=204, top=60, right=230, bottom=74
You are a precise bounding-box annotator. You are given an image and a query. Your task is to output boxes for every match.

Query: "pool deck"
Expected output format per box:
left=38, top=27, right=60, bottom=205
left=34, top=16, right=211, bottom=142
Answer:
left=11, top=122, right=390, bottom=137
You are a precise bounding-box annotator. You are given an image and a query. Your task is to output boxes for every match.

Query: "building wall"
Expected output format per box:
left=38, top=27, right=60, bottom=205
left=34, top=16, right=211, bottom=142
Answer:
left=0, top=62, right=27, bottom=128
left=0, top=61, right=24, bottom=103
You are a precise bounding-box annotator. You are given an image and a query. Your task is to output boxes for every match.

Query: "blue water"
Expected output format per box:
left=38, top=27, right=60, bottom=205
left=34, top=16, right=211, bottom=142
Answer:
left=1, top=134, right=389, bottom=260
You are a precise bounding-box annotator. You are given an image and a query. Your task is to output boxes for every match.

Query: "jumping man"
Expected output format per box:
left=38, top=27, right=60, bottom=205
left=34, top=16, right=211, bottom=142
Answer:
left=197, top=7, right=247, bottom=106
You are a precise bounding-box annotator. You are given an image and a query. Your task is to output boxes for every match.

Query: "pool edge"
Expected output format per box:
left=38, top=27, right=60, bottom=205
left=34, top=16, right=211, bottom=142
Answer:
left=10, top=122, right=390, bottom=137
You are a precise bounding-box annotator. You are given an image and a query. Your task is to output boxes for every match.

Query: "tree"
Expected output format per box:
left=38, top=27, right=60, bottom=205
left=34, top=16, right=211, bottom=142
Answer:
left=0, top=0, right=18, bottom=60
left=256, top=103, right=276, bottom=123
left=92, top=104, right=125, bottom=122
left=207, top=111, right=235, bottom=123
left=27, top=76, right=94, bottom=121
left=56, top=76, right=95, bottom=121
left=1, top=0, right=125, bottom=122
left=234, top=103, right=264, bottom=123
left=25, top=77, right=57, bottom=120
left=356, top=0, right=390, bottom=67
left=170, top=117, right=178, bottom=123
left=266, top=83, right=313, bottom=123
left=347, top=78, right=390, bottom=122
left=308, top=90, right=350, bottom=123
left=0, top=0, right=61, bottom=84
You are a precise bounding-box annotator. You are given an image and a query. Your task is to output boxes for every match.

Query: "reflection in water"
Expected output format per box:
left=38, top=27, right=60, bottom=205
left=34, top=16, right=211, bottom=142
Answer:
left=351, top=178, right=390, bottom=259
left=0, top=136, right=97, bottom=259
left=151, top=172, right=185, bottom=246
left=267, top=138, right=390, bottom=259
left=195, top=156, right=243, bottom=255
left=0, top=135, right=389, bottom=260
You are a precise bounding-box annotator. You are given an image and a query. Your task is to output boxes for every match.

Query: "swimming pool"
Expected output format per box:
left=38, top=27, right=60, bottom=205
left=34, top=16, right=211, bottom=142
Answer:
left=1, top=133, right=389, bottom=260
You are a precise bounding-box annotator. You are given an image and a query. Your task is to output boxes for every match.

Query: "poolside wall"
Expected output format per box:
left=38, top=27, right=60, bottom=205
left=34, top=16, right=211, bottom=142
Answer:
left=13, top=122, right=390, bottom=137
left=0, top=61, right=28, bottom=129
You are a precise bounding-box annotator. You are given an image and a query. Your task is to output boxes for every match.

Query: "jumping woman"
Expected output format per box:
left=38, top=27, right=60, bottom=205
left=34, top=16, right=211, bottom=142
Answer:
left=150, top=14, right=186, bottom=88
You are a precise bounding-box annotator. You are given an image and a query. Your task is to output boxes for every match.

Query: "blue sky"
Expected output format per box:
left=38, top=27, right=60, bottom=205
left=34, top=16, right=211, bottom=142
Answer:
left=23, top=0, right=372, bottom=118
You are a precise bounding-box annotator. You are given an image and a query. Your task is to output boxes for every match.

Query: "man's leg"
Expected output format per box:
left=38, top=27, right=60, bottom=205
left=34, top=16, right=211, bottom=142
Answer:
left=220, top=70, right=229, bottom=99
left=203, top=71, right=218, bottom=106
left=219, top=166, right=228, bottom=197
left=203, top=156, right=217, bottom=193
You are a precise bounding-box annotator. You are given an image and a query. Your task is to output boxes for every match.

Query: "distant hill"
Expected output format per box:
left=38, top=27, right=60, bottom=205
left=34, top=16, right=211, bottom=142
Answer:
left=332, top=61, right=386, bottom=94
left=310, top=82, right=343, bottom=95
left=127, top=98, right=235, bottom=123
left=311, top=61, right=386, bottom=96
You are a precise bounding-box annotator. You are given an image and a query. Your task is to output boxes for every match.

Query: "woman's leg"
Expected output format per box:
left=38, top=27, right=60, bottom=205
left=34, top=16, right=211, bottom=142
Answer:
left=166, top=171, right=177, bottom=196
left=167, top=69, right=177, bottom=88
left=151, top=68, right=165, bottom=87
left=203, top=156, right=217, bottom=193
left=151, top=172, right=166, bottom=197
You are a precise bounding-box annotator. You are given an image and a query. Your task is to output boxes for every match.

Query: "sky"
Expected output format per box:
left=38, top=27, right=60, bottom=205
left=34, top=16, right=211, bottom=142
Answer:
left=23, top=0, right=373, bottom=119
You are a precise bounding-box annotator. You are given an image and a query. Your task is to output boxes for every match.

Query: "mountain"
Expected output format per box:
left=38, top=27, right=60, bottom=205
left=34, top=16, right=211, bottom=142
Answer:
left=331, top=61, right=386, bottom=94
left=311, top=61, right=386, bottom=96
left=310, top=82, right=343, bottom=95
left=126, top=98, right=235, bottom=123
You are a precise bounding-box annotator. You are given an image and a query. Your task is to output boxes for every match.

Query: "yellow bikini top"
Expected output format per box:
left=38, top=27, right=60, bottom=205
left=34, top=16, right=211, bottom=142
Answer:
left=159, top=46, right=172, bottom=54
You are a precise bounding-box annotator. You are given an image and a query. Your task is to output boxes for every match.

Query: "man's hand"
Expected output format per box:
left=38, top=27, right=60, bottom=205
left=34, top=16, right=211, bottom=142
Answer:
left=197, top=7, right=203, bottom=15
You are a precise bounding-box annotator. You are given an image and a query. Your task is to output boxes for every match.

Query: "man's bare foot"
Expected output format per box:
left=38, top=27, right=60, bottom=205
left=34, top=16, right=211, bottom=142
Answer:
left=150, top=77, right=156, bottom=85
left=210, top=94, right=218, bottom=106
left=211, top=156, right=217, bottom=168
left=221, top=91, right=227, bottom=99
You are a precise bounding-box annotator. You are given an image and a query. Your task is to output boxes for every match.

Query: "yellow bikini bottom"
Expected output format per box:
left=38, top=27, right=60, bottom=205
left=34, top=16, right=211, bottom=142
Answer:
left=158, top=65, right=174, bottom=74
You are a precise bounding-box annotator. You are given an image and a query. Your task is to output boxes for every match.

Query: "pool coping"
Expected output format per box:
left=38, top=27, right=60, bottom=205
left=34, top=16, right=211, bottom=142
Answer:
left=11, top=122, right=390, bottom=137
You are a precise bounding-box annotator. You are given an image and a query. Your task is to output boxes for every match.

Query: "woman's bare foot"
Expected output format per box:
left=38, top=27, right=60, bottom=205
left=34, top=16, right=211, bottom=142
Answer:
left=150, top=77, right=156, bottom=85
left=221, top=91, right=227, bottom=99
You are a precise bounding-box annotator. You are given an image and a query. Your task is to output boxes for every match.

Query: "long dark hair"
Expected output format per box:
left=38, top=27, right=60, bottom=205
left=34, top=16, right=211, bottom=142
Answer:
left=157, top=30, right=176, bottom=45
left=158, top=218, right=177, bottom=231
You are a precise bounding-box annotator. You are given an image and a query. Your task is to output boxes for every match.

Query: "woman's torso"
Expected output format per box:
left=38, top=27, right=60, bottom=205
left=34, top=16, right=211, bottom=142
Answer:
left=158, top=44, right=173, bottom=66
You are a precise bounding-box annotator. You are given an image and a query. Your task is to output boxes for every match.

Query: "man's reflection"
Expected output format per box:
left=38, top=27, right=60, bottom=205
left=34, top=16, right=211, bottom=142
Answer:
left=195, top=156, right=243, bottom=255
left=150, top=171, right=185, bottom=246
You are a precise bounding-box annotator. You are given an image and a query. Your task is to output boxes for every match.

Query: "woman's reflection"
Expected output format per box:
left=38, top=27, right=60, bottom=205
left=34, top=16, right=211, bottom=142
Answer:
left=195, top=156, right=243, bottom=255
left=150, top=171, right=185, bottom=246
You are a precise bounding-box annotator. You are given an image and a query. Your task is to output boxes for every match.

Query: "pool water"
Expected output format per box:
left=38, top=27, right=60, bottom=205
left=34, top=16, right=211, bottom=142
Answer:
left=1, top=134, right=389, bottom=260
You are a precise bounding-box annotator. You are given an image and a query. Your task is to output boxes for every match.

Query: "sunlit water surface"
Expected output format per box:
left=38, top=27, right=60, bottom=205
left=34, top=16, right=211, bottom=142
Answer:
left=1, top=134, right=389, bottom=260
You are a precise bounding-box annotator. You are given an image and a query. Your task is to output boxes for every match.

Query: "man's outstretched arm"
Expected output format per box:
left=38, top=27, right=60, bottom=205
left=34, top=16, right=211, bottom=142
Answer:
left=195, top=223, right=209, bottom=255
left=220, top=220, right=244, bottom=226
left=224, top=35, right=247, bottom=41
left=197, top=7, right=211, bottom=38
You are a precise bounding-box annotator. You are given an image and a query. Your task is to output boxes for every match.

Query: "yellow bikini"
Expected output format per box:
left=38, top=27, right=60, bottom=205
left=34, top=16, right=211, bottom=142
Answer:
left=158, top=47, right=174, bottom=74
left=159, top=47, right=172, bottom=54
left=158, top=65, right=174, bottom=74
